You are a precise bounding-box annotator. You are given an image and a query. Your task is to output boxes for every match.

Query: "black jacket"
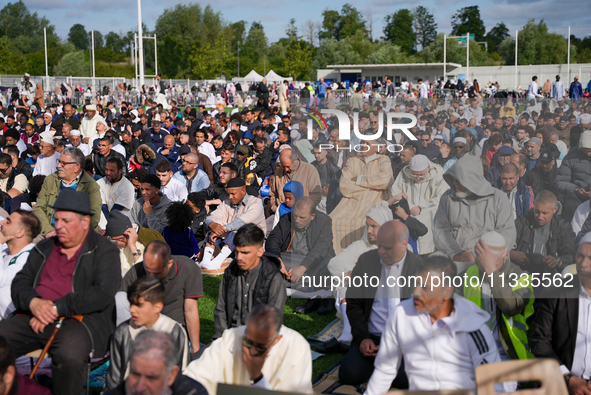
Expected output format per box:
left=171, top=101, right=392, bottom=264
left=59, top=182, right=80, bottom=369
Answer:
left=52, top=115, right=80, bottom=136
left=212, top=158, right=245, bottom=184
left=514, top=209, right=576, bottom=272
left=93, top=150, right=127, bottom=178
left=347, top=249, right=422, bottom=343
left=250, top=147, right=273, bottom=179
left=531, top=162, right=560, bottom=198
left=15, top=161, right=32, bottom=180
left=11, top=230, right=121, bottom=357
left=121, top=138, right=140, bottom=160
left=312, top=159, right=339, bottom=187
left=530, top=277, right=580, bottom=371
left=265, top=211, right=335, bottom=272
left=521, top=169, right=542, bottom=196
left=104, top=374, right=208, bottom=395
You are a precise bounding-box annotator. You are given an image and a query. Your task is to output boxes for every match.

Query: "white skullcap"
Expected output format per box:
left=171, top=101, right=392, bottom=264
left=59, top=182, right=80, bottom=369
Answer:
left=579, top=232, right=591, bottom=245
left=282, top=111, right=288, bottom=116
left=70, top=130, right=81, bottom=136
left=290, top=129, right=300, bottom=141
left=231, top=108, right=239, bottom=115
left=480, top=231, right=507, bottom=249
left=97, top=119, right=108, bottom=128
left=24, top=73, right=30, bottom=77
left=580, top=114, right=591, bottom=125
left=433, top=135, right=444, bottom=140
left=453, top=137, right=467, bottom=145
left=86, top=105, right=96, bottom=111
left=44, top=112, right=52, bottom=117
left=409, top=154, right=429, bottom=171
left=451, top=112, right=460, bottom=118
left=580, top=130, right=591, bottom=149
left=366, top=201, right=393, bottom=226
left=39, top=132, right=54, bottom=145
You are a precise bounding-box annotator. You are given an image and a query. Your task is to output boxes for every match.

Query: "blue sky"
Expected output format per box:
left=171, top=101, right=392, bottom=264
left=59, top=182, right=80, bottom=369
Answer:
left=22, top=0, right=591, bottom=44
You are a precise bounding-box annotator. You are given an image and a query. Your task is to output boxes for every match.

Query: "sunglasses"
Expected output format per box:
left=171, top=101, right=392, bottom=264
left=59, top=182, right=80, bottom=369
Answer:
left=0, top=167, right=10, bottom=174
left=420, top=138, right=431, bottom=142
left=453, top=145, right=466, bottom=150
left=370, top=121, right=378, bottom=124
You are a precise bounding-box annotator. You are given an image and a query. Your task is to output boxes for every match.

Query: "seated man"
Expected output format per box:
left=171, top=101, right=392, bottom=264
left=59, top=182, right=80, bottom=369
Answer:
left=390, top=154, right=449, bottom=255
left=530, top=232, right=591, bottom=394
left=459, top=231, right=535, bottom=362
left=97, top=157, right=135, bottom=220
left=494, top=163, right=534, bottom=220
left=32, top=132, right=61, bottom=177
left=212, top=224, right=286, bottom=340
left=121, top=240, right=203, bottom=357
left=512, top=190, right=576, bottom=275
left=340, top=221, right=422, bottom=387
left=327, top=203, right=393, bottom=343
left=0, top=335, right=51, bottom=395
left=0, top=153, right=28, bottom=199
left=93, top=137, right=127, bottom=178
left=130, top=174, right=172, bottom=234
left=0, top=189, right=121, bottom=394
left=556, top=130, right=591, bottom=222
left=269, top=148, right=322, bottom=214
left=69, top=130, right=90, bottom=156
left=197, top=162, right=237, bottom=213
left=104, top=331, right=207, bottom=395
left=157, top=135, right=181, bottom=167
left=510, top=153, right=542, bottom=196
left=212, top=142, right=245, bottom=184
left=266, top=197, right=335, bottom=314
left=34, top=147, right=101, bottom=237
left=106, top=276, right=188, bottom=390
left=105, top=210, right=144, bottom=277
left=433, top=154, right=516, bottom=269
left=156, top=160, right=188, bottom=202
left=0, top=210, right=40, bottom=318
left=185, top=304, right=312, bottom=395
left=2, top=145, right=32, bottom=181
left=484, top=145, right=514, bottom=184
left=201, top=178, right=266, bottom=270
left=330, top=140, right=393, bottom=254
left=365, top=255, right=502, bottom=395
left=172, top=152, right=209, bottom=194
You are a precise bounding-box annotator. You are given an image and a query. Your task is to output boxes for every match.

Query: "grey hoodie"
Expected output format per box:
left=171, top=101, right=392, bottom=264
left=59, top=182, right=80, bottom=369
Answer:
left=433, top=154, right=516, bottom=259
left=130, top=193, right=171, bottom=234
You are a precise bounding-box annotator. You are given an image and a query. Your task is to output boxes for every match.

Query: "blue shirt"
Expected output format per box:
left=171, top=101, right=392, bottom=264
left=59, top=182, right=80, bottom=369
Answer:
left=172, top=168, right=209, bottom=193
left=318, top=82, right=329, bottom=97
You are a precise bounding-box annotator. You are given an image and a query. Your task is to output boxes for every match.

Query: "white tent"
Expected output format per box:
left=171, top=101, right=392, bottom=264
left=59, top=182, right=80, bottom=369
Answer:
left=232, top=70, right=264, bottom=83
left=265, top=70, right=292, bottom=83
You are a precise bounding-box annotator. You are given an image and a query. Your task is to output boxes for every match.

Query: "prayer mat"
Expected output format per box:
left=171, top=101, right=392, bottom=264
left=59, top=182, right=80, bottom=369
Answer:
left=201, top=259, right=231, bottom=276
left=312, top=363, right=365, bottom=395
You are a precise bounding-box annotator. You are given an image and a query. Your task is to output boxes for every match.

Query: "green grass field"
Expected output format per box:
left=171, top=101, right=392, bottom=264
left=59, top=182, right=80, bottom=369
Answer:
left=200, top=276, right=345, bottom=382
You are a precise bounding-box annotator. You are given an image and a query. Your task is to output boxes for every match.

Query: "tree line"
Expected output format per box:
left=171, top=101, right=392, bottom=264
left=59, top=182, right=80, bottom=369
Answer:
left=1, top=0, right=590, bottom=81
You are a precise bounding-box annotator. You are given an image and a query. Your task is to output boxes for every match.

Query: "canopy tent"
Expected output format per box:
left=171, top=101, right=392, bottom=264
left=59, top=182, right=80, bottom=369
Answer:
left=264, top=70, right=292, bottom=83
left=232, top=70, right=264, bottom=84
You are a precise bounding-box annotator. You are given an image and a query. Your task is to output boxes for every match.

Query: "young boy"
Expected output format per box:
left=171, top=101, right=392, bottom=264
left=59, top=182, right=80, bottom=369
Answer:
left=105, top=276, right=189, bottom=390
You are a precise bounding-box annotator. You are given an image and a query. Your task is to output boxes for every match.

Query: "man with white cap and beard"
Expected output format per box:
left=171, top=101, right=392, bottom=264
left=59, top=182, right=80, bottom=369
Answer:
left=32, top=132, right=61, bottom=177
left=327, top=202, right=393, bottom=344
left=80, top=104, right=105, bottom=145
left=69, top=130, right=90, bottom=156
left=459, top=231, right=535, bottom=365
left=390, top=154, right=448, bottom=255
left=442, top=137, right=471, bottom=172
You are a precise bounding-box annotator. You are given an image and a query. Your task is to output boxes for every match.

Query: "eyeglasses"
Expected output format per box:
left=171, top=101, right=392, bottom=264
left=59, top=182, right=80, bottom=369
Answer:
left=181, top=160, right=197, bottom=165
left=370, top=121, right=378, bottom=124
left=453, top=145, right=466, bottom=150
left=420, top=138, right=431, bottom=142
left=58, top=160, right=77, bottom=166
left=0, top=167, right=10, bottom=174
left=242, top=335, right=274, bottom=355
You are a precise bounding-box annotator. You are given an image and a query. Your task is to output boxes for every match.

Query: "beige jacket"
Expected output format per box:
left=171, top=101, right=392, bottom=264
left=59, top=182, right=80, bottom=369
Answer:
left=206, top=194, right=267, bottom=234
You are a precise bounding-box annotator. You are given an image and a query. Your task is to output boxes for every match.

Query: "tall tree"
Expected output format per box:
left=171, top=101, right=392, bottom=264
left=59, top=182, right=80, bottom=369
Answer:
left=451, top=6, right=486, bottom=42
left=286, top=18, right=298, bottom=40
left=485, top=22, right=509, bottom=53
left=338, top=4, right=366, bottom=40
left=413, top=6, right=437, bottom=50
left=105, top=31, right=125, bottom=53
left=69, top=24, right=89, bottom=50
left=53, top=50, right=90, bottom=76
left=319, top=9, right=340, bottom=41
left=283, top=39, right=314, bottom=79
left=383, top=9, right=416, bottom=54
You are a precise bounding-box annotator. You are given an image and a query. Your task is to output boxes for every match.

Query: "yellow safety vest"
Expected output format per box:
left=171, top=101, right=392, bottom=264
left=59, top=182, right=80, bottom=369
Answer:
left=464, top=265, right=535, bottom=360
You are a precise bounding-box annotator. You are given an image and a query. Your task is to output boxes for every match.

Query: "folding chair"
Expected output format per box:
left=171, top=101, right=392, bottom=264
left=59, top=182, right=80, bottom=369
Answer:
left=475, top=358, right=568, bottom=395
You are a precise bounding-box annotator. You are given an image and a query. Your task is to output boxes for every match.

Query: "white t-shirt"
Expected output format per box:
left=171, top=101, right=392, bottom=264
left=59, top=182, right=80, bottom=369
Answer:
left=0, top=242, right=35, bottom=318
left=32, top=151, right=61, bottom=176
left=161, top=177, right=188, bottom=202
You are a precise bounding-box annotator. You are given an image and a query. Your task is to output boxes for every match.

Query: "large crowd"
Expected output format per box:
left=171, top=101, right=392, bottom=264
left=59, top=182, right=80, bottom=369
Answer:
left=0, top=71, right=589, bottom=395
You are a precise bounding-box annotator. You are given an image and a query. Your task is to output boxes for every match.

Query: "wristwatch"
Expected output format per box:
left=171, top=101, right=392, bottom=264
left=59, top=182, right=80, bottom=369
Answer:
left=564, top=373, right=573, bottom=387
left=132, top=249, right=142, bottom=256
left=250, top=373, right=264, bottom=386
